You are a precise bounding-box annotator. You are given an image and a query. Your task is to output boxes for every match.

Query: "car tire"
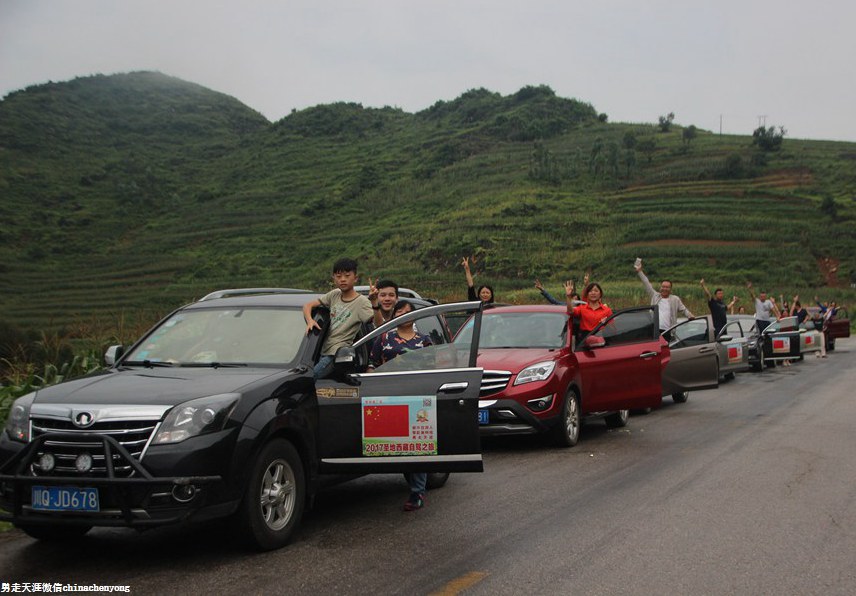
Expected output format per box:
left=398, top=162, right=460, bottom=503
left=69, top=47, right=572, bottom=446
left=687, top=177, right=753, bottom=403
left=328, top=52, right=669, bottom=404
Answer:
left=551, top=390, right=580, bottom=447
left=604, top=409, right=629, bottom=428
left=426, top=472, right=450, bottom=490
left=672, top=391, right=689, bottom=403
left=17, top=524, right=91, bottom=541
left=631, top=407, right=652, bottom=415
left=234, top=438, right=305, bottom=551
left=751, top=361, right=762, bottom=372
left=725, top=372, right=736, bottom=381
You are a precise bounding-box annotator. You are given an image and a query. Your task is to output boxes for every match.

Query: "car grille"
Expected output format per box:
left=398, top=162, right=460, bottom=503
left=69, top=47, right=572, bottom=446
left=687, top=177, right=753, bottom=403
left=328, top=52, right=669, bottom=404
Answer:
left=29, top=417, right=159, bottom=478
left=480, top=370, right=513, bottom=396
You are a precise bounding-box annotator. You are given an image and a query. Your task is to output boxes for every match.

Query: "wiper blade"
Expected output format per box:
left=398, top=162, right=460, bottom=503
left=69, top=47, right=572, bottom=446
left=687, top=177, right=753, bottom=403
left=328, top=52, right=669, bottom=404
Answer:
left=181, top=362, right=248, bottom=368
left=122, top=360, right=176, bottom=368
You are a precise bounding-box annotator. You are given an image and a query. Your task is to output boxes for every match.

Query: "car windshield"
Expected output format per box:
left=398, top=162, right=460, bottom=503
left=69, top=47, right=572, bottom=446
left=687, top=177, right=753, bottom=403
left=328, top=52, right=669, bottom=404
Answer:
left=454, top=312, right=567, bottom=349
left=123, top=307, right=305, bottom=366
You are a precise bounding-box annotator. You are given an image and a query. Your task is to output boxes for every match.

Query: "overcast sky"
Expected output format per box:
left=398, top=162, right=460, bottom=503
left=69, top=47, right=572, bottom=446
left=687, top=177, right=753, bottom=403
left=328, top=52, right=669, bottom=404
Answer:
left=2, top=0, right=854, bottom=141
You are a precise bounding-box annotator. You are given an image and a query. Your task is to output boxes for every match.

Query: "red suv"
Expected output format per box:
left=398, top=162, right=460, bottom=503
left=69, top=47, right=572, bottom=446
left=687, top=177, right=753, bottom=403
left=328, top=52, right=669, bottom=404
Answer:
left=454, top=304, right=677, bottom=446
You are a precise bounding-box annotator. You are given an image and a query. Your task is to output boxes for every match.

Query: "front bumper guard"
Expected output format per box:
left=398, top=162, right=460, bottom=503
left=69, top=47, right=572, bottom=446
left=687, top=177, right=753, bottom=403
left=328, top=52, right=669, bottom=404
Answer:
left=0, top=432, right=221, bottom=527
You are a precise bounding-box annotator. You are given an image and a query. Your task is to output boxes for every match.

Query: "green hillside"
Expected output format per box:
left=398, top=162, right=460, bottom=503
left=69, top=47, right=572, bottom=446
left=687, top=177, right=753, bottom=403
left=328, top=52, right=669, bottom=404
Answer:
left=1, top=72, right=854, bottom=336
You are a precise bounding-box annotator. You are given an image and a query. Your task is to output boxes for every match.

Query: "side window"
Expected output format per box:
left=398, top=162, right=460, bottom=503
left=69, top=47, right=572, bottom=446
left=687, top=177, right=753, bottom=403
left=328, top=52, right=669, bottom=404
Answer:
left=414, top=315, right=449, bottom=346
left=721, top=321, right=744, bottom=339
left=671, top=319, right=710, bottom=349
left=370, top=311, right=470, bottom=373
left=589, top=309, right=656, bottom=347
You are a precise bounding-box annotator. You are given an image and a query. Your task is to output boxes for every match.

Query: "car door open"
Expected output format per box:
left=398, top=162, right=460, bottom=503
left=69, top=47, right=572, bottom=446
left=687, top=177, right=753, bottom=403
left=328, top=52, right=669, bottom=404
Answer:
left=574, top=306, right=664, bottom=412
left=315, top=302, right=484, bottom=474
left=662, top=316, right=719, bottom=395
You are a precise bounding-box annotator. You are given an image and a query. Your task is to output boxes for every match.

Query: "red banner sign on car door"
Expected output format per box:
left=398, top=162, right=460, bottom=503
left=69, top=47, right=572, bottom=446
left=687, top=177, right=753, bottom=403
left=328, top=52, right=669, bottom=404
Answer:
left=361, top=396, right=437, bottom=456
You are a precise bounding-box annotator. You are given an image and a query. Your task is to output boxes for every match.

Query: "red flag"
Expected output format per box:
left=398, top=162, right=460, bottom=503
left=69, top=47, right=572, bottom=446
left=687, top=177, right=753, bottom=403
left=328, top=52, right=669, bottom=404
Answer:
left=363, top=405, right=410, bottom=438
left=805, top=335, right=813, bottom=345
left=773, top=339, right=785, bottom=350
left=728, top=347, right=738, bottom=360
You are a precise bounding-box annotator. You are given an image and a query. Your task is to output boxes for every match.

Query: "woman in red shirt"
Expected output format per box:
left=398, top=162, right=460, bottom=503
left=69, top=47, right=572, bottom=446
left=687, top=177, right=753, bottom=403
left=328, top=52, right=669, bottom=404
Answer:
left=567, top=282, right=613, bottom=337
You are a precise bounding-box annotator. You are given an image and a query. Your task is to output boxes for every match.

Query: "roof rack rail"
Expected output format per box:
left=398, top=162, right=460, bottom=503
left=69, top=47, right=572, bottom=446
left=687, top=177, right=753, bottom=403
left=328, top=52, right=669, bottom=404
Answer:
left=198, top=288, right=314, bottom=302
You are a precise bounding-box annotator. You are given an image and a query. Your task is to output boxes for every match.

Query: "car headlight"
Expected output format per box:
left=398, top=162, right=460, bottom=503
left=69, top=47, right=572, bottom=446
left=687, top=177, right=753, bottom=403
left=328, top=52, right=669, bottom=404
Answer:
left=152, top=393, right=239, bottom=445
left=514, top=361, right=556, bottom=385
left=4, top=392, right=36, bottom=443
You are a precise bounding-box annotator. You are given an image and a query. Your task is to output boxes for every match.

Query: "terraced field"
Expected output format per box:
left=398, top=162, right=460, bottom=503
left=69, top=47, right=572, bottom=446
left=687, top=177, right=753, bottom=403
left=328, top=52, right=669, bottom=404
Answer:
left=1, top=74, right=854, bottom=335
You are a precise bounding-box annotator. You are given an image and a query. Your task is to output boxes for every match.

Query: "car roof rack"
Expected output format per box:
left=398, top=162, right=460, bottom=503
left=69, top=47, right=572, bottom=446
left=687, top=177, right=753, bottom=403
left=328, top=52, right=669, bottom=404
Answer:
left=198, top=288, right=314, bottom=302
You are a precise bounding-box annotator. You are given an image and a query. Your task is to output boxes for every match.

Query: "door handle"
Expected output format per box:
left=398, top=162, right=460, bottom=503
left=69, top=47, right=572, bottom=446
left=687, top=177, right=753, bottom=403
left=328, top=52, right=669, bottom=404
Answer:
left=698, top=346, right=715, bottom=353
left=638, top=351, right=658, bottom=359
left=438, top=382, right=469, bottom=393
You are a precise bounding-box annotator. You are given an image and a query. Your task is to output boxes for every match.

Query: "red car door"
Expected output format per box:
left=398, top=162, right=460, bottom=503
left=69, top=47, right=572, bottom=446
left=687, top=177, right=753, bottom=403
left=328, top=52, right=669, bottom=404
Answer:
left=574, top=307, right=663, bottom=412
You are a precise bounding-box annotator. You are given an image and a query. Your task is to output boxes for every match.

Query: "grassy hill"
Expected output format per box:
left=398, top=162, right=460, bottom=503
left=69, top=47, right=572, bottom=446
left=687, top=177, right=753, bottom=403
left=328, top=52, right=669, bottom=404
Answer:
left=1, top=72, right=854, bottom=339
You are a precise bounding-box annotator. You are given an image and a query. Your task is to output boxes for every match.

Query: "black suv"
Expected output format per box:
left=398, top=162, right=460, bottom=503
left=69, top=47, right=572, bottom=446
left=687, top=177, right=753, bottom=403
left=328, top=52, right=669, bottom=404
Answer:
left=0, top=290, right=484, bottom=550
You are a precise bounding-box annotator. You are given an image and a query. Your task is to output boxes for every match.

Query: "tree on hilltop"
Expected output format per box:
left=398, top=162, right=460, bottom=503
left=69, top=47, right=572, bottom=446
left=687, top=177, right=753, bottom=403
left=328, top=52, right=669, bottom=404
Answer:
left=752, top=125, right=786, bottom=151
left=658, top=112, right=675, bottom=132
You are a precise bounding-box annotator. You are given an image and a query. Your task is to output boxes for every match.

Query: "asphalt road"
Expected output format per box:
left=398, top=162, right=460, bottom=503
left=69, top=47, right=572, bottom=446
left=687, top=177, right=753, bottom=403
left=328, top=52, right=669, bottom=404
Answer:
left=2, top=339, right=855, bottom=595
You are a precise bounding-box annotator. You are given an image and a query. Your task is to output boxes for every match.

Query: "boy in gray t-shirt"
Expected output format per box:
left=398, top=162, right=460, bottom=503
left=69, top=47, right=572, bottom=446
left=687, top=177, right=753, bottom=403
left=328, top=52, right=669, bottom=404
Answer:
left=303, top=258, right=373, bottom=378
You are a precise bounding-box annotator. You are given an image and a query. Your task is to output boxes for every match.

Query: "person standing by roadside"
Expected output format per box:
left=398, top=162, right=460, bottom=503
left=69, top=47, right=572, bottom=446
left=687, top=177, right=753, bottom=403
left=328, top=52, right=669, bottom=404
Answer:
left=729, top=296, right=741, bottom=315
left=700, top=279, right=736, bottom=336
left=368, top=300, right=433, bottom=511
left=634, top=258, right=693, bottom=339
left=746, top=282, right=778, bottom=333
left=368, top=278, right=399, bottom=329
left=565, top=280, right=613, bottom=341
left=791, top=296, right=809, bottom=325
left=462, top=256, right=495, bottom=303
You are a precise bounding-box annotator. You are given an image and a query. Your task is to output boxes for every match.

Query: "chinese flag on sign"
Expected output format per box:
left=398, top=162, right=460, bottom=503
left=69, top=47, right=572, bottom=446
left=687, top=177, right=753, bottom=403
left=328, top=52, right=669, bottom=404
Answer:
left=728, top=347, right=739, bottom=360
left=805, top=335, right=813, bottom=345
left=773, top=339, right=785, bottom=350
left=363, top=405, right=410, bottom=438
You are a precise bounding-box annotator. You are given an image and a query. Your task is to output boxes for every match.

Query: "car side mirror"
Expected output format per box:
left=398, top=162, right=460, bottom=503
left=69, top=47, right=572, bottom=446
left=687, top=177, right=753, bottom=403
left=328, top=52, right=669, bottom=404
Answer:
left=582, top=335, right=606, bottom=349
left=717, top=335, right=733, bottom=343
left=799, top=328, right=807, bottom=334
left=333, top=346, right=357, bottom=374
left=104, top=345, right=124, bottom=366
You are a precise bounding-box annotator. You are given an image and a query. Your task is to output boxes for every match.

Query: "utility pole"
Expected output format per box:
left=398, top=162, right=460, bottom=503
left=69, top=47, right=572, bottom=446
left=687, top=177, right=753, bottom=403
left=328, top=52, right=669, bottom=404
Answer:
left=757, top=115, right=767, bottom=128
left=719, top=114, right=722, bottom=135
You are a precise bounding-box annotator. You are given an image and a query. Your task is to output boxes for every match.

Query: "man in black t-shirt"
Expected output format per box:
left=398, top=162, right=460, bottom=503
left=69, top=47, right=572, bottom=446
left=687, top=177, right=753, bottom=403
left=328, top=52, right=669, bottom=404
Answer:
left=700, top=279, right=736, bottom=337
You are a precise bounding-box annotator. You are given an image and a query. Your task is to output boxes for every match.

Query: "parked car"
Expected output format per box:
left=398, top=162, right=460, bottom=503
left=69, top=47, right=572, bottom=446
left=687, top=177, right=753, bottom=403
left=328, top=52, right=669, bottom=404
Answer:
left=452, top=304, right=692, bottom=447
left=661, top=315, right=750, bottom=402
left=0, top=289, right=484, bottom=549
left=722, top=315, right=764, bottom=371
left=760, top=316, right=803, bottom=364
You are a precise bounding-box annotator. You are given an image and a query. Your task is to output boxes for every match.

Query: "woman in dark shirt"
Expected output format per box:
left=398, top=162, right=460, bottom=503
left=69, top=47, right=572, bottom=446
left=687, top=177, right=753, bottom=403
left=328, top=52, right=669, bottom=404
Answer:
left=462, top=256, right=495, bottom=303
left=368, top=300, right=433, bottom=511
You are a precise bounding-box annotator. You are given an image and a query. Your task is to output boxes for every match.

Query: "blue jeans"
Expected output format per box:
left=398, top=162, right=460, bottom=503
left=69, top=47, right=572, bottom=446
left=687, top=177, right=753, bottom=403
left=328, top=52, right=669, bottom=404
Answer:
left=313, top=355, right=335, bottom=379
left=405, top=472, right=427, bottom=494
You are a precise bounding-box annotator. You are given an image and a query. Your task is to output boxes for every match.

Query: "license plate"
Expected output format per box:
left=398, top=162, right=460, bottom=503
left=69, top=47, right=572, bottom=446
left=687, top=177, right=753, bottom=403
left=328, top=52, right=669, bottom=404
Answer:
left=31, top=486, right=100, bottom=512
left=478, top=409, right=490, bottom=425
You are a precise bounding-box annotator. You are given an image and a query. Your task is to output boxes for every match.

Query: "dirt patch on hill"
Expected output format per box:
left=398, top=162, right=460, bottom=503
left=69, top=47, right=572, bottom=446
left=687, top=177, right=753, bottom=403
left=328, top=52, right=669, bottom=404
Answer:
left=818, top=257, right=841, bottom=287
left=755, top=167, right=814, bottom=189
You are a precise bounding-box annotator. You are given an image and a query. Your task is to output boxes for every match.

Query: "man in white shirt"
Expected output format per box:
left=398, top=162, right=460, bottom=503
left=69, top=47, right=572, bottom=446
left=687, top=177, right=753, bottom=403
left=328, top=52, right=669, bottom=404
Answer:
left=746, top=281, right=779, bottom=333
left=634, top=259, right=693, bottom=339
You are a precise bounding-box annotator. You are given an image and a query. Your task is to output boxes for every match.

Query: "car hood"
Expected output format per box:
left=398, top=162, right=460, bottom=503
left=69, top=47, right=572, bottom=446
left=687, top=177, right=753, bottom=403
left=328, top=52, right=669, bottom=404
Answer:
left=476, top=348, right=560, bottom=372
left=31, top=367, right=291, bottom=407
